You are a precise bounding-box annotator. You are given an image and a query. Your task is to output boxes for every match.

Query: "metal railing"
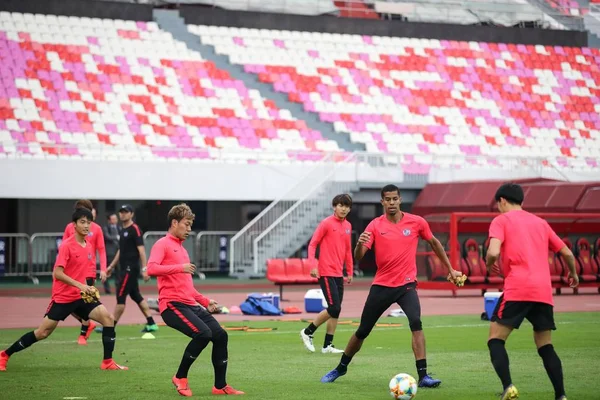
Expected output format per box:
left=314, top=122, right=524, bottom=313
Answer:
left=229, top=153, right=340, bottom=275
left=0, top=234, right=30, bottom=277
left=195, top=231, right=237, bottom=272
left=29, top=233, right=64, bottom=277
left=252, top=153, right=357, bottom=274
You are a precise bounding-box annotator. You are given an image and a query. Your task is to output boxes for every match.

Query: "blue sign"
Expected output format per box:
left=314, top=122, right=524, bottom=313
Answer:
left=0, top=238, right=5, bottom=275
left=219, top=235, right=228, bottom=272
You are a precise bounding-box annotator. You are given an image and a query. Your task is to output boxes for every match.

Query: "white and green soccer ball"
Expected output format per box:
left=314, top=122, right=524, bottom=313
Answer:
left=389, top=373, right=418, bottom=400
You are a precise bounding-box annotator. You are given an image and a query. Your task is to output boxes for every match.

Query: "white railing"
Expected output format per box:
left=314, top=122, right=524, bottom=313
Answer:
left=229, top=153, right=340, bottom=275
left=251, top=153, right=357, bottom=274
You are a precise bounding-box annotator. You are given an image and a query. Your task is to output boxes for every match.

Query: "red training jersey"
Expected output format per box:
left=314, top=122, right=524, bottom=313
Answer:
left=363, top=213, right=433, bottom=287
left=308, top=215, right=353, bottom=277
left=147, top=233, right=210, bottom=313
left=52, top=235, right=93, bottom=303
left=489, top=210, right=565, bottom=306
left=63, top=221, right=107, bottom=276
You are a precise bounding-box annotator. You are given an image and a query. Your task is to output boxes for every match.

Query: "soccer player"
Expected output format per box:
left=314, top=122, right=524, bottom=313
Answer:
left=485, top=183, right=578, bottom=400
left=62, top=199, right=107, bottom=345
left=321, top=184, right=463, bottom=387
left=300, top=194, right=353, bottom=354
left=106, top=204, right=156, bottom=332
left=147, top=203, right=244, bottom=396
left=0, top=208, right=127, bottom=371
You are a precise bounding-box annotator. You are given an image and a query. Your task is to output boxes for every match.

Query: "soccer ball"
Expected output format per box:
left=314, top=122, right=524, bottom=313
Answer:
left=389, top=373, right=418, bottom=399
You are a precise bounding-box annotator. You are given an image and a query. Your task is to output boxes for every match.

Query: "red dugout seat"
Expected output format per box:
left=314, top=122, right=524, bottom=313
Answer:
left=548, top=250, right=563, bottom=283
left=426, top=244, right=448, bottom=281
left=284, top=258, right=312, bottom=283
left=594, top=238, right=600, bottom=277
left=556, top=237, right=578, bottom=284
left=574, top=238, right=599, bottom=282
left=463, top=238, right=486, bottom=283
left=301, top=259, right=319, bottom=283
left=266, top=259, right=293, bottom=283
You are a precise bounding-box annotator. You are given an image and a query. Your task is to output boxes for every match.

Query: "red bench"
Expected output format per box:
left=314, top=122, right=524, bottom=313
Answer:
left=266, top=258, right=318, bottom=299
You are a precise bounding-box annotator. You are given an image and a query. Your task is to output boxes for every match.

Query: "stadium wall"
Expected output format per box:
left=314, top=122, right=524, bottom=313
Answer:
left=180, top=5, right=587, bottom=47
left=0, top=0, right=154, bottom=21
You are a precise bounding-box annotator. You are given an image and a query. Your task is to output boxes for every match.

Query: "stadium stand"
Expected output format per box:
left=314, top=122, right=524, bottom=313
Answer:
left=0, top=12, right=342, bottom=163
left=193, top=25, right=600, bottom=172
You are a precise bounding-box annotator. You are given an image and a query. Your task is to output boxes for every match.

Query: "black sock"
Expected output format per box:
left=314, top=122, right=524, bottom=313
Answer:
left=146, top=317, right=155, bottom=326
left=304, top=323, right=317, bottom=336
left=80, top=324, right=88, bottom=337
left=336, top=353, right=353, bottom=372
left=102, top=327, right=116, bottom=360
left=538, top=344, right=565, bottom=399
left=416, top=359, right=427, bottom=380
left=488, top=338, right=512, bottom=389
left=324, top=334, right=334, bottom=348
left=212, top=341, right=229, bottom=389
left=5, top=331, right=38, bottom=356
left=176, top=338, right=209, bottom=379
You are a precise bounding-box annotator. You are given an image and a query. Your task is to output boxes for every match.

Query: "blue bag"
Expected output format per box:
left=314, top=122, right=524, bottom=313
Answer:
left=239, top=295, right=282, bottom=316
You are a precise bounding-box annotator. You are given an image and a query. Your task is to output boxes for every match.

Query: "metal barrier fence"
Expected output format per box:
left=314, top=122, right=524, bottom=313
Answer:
left=195, top=231, right=236, bottom=272
left=0, top=233, right=30, bottom=277
left=30, top=233, right=63, bottom=277
left=142, top=231, right=198, bottom=264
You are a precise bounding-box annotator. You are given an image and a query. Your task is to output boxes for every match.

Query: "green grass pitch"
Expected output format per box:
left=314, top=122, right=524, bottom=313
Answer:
left=0, top=312, right=599, bottom=399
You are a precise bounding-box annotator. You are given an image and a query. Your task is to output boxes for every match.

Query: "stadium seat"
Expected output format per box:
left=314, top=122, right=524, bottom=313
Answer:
left=556, top=237, right=579, bottom=284
left=426, top=245, right=448, bottom=281
left=301, top=259, right=319, bottom=283
left=462, top=238, right=487, bottom=283
left=595, top=238, right=600, bottom=277
left=283, top=258, right=313, bottom=283
left=548, top=249, right=563, bottom=283
left=266, top=258, right=294, bottom=283
left=193, top=24, right=600, bottom=171
left=574, top=237, right=599, bottom=282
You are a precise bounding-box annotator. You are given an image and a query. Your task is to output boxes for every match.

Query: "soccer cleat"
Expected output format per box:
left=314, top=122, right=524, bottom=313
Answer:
left=172, top=376, right=192, bottom=397
left=300, top=329, right=315, bottom=352
left=77, top=336, right=88, bottom=346
left=0, top=351, right=9, bottom=371
left=322, top=344, right=344, bottom=354
left=85, top=321, right=97, bottom=339
left=100, top=359, right=129, bottom=370
left=418, top=374, right=441, bottom=388
left=320, top=368, right=346, bottom=383
left=212, top=385, right=245, bottom=395
left=557, top=397, right=567, bottom=400
left=499, top=384, right=519, bottom=400
left=141, top=324, right=159, bottom=333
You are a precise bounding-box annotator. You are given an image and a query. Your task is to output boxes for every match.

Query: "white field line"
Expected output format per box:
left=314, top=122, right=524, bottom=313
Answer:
left=1, top=320, right=597, bottom=347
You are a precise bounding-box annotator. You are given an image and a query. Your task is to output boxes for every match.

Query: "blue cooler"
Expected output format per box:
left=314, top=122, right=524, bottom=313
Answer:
left=304, top=289, right=327, bottom=313
left=248, top=292, right=280, bottom=310
left=484, top=292, right=503, bottom=320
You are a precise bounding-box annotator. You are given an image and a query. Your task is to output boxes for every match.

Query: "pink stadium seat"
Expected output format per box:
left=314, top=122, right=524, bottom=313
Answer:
left=463, top=238, right=487, bottom=284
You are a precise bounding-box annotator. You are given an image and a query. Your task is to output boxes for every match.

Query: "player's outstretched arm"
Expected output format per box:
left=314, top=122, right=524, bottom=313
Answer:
left=353, top=231, right=371, bottom=261
left=53, top=266, right=87, bottom=292
left=558, top=246, right=579, bottom=288
left=485, top=238, right=502, bottom=273
left=426, top=236, right=462, bottom=280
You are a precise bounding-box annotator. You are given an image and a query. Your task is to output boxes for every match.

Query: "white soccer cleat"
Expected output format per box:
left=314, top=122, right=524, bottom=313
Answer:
left=300, top=329, right=315, bottom=352
left=322, top=344, right=344, bottom=354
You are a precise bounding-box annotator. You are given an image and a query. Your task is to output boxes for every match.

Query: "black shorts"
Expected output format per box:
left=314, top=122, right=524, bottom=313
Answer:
left=491, top=295, right=556, bottom=331
left=45, top=299, right=101, bottom=322
left=319, top=276, right=344, bottom=309
left=356, top=282, right=422, bottom=338
left=116, top=266, right=143, bottom=305
left=161, top=301, right=224, bottom=340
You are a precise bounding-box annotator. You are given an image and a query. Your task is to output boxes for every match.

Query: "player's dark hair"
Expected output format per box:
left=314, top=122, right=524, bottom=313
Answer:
left=72, top=207, right=93, bottom=222
left=332, top=194, right=352, bottom=208
left=381, top=184, right=400, bottom=199
left=494, top=183, right=524, bottom=205
left=74, top=199, right=94, bottom=211
left=168, top=203, right=195, bottom=227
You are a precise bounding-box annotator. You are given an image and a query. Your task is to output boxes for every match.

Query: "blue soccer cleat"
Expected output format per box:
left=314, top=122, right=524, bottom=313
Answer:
left=320, top=368, right=346, bottom=383
left=418, top=374, right=441, bottom=388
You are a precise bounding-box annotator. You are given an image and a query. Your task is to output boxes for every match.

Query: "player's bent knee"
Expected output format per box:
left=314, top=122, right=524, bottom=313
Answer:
left=409, top=319, right=423, bottom=332
left=192, top=329, right=213, bottom=341
left=355, top=326, right=372, bottom=340
left=131, top=293, right=144, bottom=304
left=116, top=297, right=126, bottom=305
left=327, top=305, right=341, bottom=319
left=212, top=328, right=228, bottom=344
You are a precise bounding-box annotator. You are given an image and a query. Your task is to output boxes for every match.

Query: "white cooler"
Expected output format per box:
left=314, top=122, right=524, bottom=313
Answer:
left=304, top=289, right=328, bottom=313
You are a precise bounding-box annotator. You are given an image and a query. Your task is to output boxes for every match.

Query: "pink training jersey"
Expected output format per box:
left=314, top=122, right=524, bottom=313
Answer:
left=63, top=221, right=107, bottom=277
left=147, top=233, right=210, bottom=313
left=363, top=213, right=433, bottom=287
left=308, top=215, right=353, bottom=277
left=489, top=210, right=565, bottom=306
left=52, top=235, right=94, bottom=303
